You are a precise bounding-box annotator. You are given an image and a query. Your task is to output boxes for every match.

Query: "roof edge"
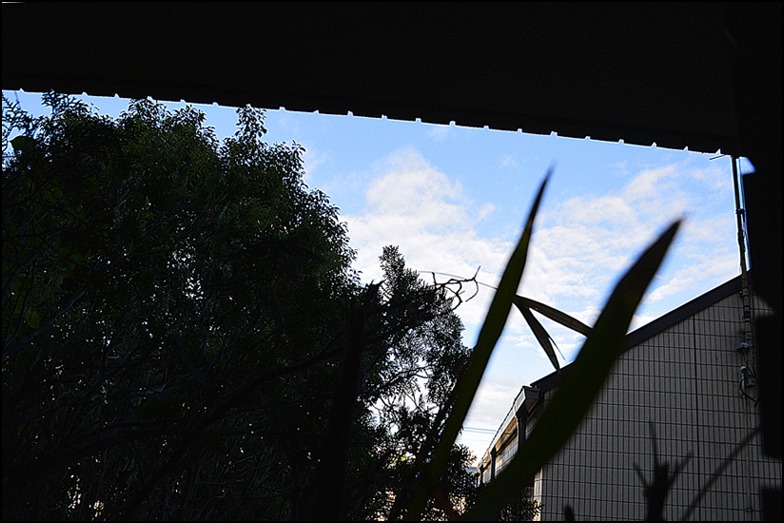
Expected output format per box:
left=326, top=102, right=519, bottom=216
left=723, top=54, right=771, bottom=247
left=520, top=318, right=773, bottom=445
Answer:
left=531, top=272, right=746, bottom=393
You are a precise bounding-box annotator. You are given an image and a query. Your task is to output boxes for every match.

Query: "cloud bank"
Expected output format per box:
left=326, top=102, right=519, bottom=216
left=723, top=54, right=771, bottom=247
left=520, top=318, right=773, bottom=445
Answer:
left=341, top=147, right=739, bottom=461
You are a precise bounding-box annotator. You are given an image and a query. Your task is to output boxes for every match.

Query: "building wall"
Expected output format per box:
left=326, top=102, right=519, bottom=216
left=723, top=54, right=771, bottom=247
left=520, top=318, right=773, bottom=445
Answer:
left=532, top=291, right=781, bottom=521
left=481, top=420, right=520, bottom=484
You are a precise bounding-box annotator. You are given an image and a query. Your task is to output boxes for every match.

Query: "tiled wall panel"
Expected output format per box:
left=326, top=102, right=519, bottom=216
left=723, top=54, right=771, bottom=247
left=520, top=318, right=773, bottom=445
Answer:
left=532, top=290, right=781, bottom=521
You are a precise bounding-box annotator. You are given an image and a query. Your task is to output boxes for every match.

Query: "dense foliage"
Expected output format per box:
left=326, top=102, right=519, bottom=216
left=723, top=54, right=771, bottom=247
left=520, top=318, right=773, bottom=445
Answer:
left=2, top=93, right=479, bottom=520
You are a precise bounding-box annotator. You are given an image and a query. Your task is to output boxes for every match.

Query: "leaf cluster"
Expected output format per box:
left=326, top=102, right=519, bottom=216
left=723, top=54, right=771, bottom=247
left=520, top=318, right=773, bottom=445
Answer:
left=2, top=93, right=473, bottom=520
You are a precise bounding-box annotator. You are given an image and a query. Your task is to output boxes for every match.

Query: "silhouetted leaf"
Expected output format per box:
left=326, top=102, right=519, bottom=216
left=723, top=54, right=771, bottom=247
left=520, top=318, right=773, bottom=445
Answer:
left=24, top=307, right=40, bottom=329
left=10, top=135, right=36, bottom=153
left=461, top=219, right=681, bottom=520
left=403, top=169, right=552, bottom=520
left=515, top=301, right=560, bottom=372
left=513, top=295, right=592, bottom=336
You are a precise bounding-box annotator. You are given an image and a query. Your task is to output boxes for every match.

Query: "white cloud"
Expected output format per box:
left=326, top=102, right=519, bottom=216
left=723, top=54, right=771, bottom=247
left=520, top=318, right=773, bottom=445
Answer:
left=557, top=194, right=638, bottom=226
left=631, top=312, right=659, bottom=331
left=691, top=164, right=733, bottom=193
left=622, top=165, right=677, bottom=201
left=346, top=152, right=736, bottom=350
left=684, top=213, right=736, bottom=244
left=499, top=154, right=519, bottom=169
left=426, top=123, right=452, bottom=142
left=647, top=252, right=737, bottom=304
left=460, top=375, right=522, bottom=459
left=344, top=147, right=513, bottom=327
left=270, top=111, right=305, bottom=135
left=301, top=145, right=330, bottom=184
left=608, top=159, right=631, bottom=177
left=515, top=160, right=737, bottom=316
left=477, top=203, right=495, bottom=220
left=342, top=150, right=739, bottom=464
left=363, top=149, right=464, bottom=227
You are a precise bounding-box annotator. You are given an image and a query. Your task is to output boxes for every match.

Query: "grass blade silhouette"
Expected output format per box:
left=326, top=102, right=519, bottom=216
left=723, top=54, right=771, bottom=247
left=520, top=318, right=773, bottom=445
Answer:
left=461, top=219, right=681, bottom=520
left=515, top=301, right=561, bottom=372
left=513, top=295, right=592, bottom=336
left=402, top=169, right=552, bottom=520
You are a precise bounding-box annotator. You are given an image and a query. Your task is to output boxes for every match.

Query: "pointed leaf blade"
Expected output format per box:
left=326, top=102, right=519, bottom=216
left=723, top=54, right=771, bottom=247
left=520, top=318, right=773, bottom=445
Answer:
left=514, top=301, right=560, bottom=372
left=462, top=219, right=681, bottom=520
left=513, top=295, right=592, bottom=336
left=404, top=169, right=552, bottom=520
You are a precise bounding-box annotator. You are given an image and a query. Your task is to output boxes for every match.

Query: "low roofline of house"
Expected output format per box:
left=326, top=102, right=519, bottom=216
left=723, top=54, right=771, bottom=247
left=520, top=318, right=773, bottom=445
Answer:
left=530, top=272, right=748, bottom=394
left=478, top=271, right=751, bottom=467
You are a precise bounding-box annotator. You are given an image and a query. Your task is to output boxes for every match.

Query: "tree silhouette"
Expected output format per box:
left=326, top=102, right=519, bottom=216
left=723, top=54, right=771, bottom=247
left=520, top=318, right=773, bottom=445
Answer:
left=2, top=93, right=475, bottom=520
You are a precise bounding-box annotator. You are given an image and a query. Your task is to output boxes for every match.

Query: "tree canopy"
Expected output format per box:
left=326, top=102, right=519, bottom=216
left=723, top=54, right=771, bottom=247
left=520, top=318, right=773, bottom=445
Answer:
left=2, top=93, right=479, bottom=520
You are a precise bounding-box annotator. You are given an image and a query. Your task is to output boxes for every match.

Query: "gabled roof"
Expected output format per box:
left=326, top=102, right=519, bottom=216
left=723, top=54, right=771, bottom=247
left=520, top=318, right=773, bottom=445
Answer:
left=479, top=273, right=748, bottom=465
left=532, top=273, right=746, bottom=394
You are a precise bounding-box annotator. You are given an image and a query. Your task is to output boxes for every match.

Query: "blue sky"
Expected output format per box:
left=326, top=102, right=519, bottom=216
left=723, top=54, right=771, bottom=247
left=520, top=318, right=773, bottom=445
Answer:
left=4, top=90, right=751, bottom=463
